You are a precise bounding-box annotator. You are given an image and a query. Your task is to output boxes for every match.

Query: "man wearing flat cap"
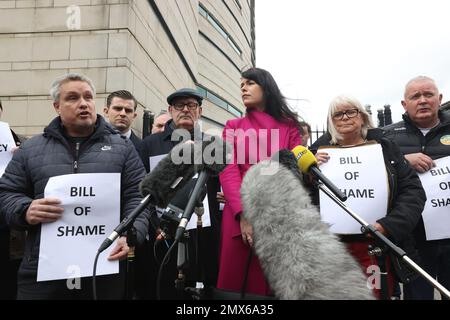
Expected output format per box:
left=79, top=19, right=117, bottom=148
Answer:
left=138, top=88, right=221, bottom=299
left=141, top=88, right=204, bottom=171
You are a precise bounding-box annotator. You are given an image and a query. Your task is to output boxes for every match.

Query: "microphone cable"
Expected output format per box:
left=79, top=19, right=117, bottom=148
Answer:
left=92, top=250, right=101, bottom=300
left=156, top=237, right=179, bottom=300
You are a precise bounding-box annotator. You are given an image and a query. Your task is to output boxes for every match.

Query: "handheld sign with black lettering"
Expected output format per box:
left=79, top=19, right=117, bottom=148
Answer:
left=418, top=156, right=450, bottom=241
left=0, top=121, right=16, bottom=177
left=38, top=173, right=120, bottom=282
left=318, top=143, right=388, bottom=234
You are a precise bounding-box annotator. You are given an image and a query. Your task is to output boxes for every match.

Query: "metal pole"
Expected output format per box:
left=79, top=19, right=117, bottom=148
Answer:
left=318, top=182, right=450, bottom=299
left=142, top=110, right=154, bottom=139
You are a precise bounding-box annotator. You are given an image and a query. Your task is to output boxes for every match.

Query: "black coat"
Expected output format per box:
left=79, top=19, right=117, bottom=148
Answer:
left=140, top=120, right=221, bottom=298
left=0, top=115, right=149, bottom=284
left=383, top=110, right=450, bottom=245
left=129, top=131, right=143, bottom=156
left=383, top=110, right=450, bottom=160
left=310, top=128, right=426, bottom=282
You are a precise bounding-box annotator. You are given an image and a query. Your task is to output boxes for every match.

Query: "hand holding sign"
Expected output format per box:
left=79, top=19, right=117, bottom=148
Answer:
left=25, top=197, right=64, bottom=225
left=10, top=146, right=20, bottom=154
left=315, top=151, right=330, bottom=166
left=38, top=173, right=121, bottom=281
left=404, top=152, right=436, bottom=173
left=418, top=156, right=450, bottom=240
left=318, top=144, right=389, bottom=234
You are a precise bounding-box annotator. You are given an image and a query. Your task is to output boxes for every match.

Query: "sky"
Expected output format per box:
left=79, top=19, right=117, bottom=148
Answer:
left=255, top=0, right=450, bottom=130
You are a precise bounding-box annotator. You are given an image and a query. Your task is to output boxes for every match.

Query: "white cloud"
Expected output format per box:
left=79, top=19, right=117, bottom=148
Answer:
left=256, top=0, right=450, bottom=129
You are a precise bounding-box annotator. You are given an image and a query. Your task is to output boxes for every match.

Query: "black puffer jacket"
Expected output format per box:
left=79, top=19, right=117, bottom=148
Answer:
left=310, top=128, right=426, bottom=282
left=383, top=110, right=450, bottom=244
left=0, top=115, right=149, bottom=282
left=383, top=110, right=450, bottom=159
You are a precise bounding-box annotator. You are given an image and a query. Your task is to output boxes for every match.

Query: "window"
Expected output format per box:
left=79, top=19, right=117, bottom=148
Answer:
left=234, top=0, right=242, bottom=10
left=197, top=85, right=243, bottom=117
left=228, top=104, right=242, bottom=117
left=207, top=15, right=228, bottom=39
left=196, top=86, right=207, bottom=98
left=207, top=91, right=228, bottom=110
left=199, top=4, right=208, bottom=18
left=227, top=38, right=241, bottom=56
left=199, top=4, right=242, bottom=56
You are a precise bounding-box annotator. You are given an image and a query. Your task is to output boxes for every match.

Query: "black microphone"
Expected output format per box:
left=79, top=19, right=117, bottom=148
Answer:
left=240, top=157, right=374, bottom=299
left=291, top=145, right=347, bottom=201
left=139, top=141, right=198, bottom=208
left=174, top=136, right=230, bottom=241
left=98, top=141, right=198, bottom=253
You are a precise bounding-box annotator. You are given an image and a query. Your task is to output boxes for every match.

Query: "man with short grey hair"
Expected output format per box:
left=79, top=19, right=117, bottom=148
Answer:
left=0, top=73, right=149, bottom=299
left=151, top=111, right=171, bottom=134
left=384, top=76, right=450, bottom=300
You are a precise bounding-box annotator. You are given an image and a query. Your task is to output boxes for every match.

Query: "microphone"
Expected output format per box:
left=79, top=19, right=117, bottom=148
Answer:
left=240, top=158, right=374, bottom=299
left=98, top=141, right=198, bottom=253
left=174, top=135, right=229, bottom=241
left=140, top=141, right=199, bottom=208
left=291, top=145, right=347, bottom=201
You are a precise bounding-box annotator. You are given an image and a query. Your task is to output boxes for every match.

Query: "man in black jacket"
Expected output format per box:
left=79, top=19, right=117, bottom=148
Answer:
left=103, top=90, right=143, bottom=155
left=0, top=73, right=149, bottom=300
left=140, top=88, right=221, bottom=299
left=384, top=76, right=450, bottom=299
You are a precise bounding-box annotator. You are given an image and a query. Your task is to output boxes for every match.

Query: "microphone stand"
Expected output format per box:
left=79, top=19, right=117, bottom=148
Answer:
left=317, top=181, right=450, bottom=300
left=94, top=195, right=151, bottom=300
left=175, top=197, right=207, bottom=300
left=175, top=204, right=207, bottom=300
left=125, top=227, right=137, bottom=300
left=176, top=231, right=189, bottom=299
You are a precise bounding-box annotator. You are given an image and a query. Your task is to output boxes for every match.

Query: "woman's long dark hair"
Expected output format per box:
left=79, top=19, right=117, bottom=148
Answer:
left=241, top=67, right=302, bottom=129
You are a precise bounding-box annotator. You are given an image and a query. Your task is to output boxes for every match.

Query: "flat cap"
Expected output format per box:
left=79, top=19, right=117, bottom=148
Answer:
left=167, top=88, right=203, bottom=106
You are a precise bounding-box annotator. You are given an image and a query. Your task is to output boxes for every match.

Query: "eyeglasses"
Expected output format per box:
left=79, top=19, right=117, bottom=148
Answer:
left=332, top=109, right=360, bottom=120
left=172, top=102, right=199, bottom=111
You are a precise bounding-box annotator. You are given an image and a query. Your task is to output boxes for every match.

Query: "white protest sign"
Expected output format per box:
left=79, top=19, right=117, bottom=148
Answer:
left=319, top=143, right=388, bottom=234
left=0, top=121, right=16, bottom=177
left=149, top=154, right=211, bottom=230
left=418, top=156, right=450, bottom=241
left=38, top=173, right=121, bottom=282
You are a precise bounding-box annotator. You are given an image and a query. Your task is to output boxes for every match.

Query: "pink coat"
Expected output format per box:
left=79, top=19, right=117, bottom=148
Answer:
left=217, top=110, right=301, bottom=295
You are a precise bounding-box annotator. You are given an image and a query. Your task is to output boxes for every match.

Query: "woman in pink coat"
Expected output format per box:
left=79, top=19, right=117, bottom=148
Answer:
left=216, top=68, right=302, bottom=296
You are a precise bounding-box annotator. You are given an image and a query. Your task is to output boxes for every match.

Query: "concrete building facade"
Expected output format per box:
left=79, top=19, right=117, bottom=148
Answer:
left=0, top=0, right=255, bottom=136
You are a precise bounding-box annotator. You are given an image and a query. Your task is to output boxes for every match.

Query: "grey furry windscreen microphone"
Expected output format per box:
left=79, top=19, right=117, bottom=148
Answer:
left=240, top=158, right=375, bottom=300
left=271, top=149, right=304, bottom=180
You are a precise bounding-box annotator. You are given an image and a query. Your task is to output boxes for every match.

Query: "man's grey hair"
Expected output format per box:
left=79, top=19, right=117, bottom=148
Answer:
left=404, top=76, right=439, bottom=99
left=49, top=73, right=96, bottom=102
left=327, top=95, right=374, bottom=145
